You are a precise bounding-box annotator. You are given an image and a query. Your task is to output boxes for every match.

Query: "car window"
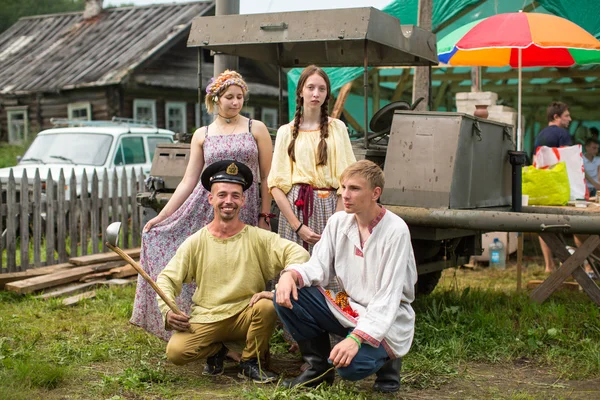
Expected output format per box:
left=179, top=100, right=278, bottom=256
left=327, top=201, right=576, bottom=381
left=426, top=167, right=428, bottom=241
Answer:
left=147, top=136, right=173, bottom=161
left=114, top=146, right=124, bottom=166
left=21, top=133, right=113, bottom=166
left=120, top=137, right=146, bottom=165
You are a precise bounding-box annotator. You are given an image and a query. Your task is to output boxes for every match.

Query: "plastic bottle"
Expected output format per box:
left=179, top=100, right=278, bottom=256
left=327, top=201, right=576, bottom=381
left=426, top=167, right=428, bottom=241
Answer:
left=489, top=238, right=506, bottom=269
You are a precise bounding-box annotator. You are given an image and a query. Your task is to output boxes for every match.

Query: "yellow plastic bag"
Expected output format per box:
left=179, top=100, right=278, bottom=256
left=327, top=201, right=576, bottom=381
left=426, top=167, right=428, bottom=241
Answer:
left=522, top=162, right=570, bottom=206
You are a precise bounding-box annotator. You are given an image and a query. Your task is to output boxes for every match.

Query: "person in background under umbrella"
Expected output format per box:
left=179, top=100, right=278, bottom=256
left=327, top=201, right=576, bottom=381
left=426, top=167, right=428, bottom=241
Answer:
left=535, top=102, right=571, bottom=273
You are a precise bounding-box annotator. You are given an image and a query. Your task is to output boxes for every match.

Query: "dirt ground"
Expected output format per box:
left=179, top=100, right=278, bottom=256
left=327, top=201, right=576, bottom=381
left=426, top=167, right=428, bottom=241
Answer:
left=162, top=355, right=600, bottom=399
left=397, top=361, right=600, bottom=400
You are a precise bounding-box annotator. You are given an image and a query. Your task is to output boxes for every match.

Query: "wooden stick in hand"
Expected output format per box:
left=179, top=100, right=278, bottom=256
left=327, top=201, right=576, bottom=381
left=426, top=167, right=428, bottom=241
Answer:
left=105, top=242, right=185, bottom=316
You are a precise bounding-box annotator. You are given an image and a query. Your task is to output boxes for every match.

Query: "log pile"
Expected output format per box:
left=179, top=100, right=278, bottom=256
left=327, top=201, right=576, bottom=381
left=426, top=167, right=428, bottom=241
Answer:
left=0, top=248, right=140, bottom=305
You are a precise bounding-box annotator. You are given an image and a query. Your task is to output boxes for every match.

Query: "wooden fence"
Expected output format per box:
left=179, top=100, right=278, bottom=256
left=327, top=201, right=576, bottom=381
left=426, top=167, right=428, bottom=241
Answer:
left=0, top=168, right=144, bottom=273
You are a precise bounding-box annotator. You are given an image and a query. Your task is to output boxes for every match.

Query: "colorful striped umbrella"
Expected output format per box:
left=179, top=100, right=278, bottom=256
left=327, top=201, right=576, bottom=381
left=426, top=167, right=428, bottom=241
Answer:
left=437, top=12, right=600, bottom=150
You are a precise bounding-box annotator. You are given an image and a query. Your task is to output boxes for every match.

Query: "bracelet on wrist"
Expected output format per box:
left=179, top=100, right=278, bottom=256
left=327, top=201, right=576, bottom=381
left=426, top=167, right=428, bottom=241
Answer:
left=259, top=212, right=275, bottom=224
left=259, top=213, right=275, bottom=219
left=295, top=222, right=303, bottom=233
left=347, top=334, right=362, bottom=349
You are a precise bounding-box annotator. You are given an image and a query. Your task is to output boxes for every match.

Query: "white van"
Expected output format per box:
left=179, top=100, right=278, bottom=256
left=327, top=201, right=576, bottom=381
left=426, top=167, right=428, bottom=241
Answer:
left=0, top=119, right=175, bottom=199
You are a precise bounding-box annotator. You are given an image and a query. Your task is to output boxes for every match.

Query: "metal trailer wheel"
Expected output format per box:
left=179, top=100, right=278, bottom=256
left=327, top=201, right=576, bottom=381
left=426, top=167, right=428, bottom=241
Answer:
left=415, top=270, right=443, bottom=296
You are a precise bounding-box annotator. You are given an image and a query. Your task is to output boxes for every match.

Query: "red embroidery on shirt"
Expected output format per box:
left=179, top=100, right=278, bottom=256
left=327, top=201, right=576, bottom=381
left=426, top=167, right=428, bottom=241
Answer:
left=355, top=246, right=364, bottom=257
left=324, top=290, right=359, bottom=318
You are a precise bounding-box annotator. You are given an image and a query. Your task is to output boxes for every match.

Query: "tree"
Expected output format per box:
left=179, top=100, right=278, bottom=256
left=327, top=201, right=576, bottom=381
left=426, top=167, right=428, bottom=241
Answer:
left=0, top=0, right=85, bottom=34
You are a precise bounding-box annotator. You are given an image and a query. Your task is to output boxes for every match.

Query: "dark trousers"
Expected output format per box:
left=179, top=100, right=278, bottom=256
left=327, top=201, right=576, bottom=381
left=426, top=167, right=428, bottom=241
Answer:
left=274, top=286, right=389, bottom=381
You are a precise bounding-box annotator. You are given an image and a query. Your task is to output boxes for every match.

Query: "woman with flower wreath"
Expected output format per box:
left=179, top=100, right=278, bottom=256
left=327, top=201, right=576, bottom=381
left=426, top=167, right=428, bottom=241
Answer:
left=130, top=70, right=274, bottom=346
left=268, top=65, right=356, bottom=255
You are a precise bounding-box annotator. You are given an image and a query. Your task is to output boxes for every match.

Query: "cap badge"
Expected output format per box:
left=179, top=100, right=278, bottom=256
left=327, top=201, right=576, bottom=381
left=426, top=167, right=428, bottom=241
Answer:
left=226, top=162, right=238, bottom=175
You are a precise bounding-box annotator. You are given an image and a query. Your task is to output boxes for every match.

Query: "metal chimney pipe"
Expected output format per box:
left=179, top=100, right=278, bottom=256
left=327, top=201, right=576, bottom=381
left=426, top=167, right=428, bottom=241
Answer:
left=214, top=0, right=240, bottom=76
left=508, top=151, right=527, bottom=212
left=83, top=0, right=103, bottom=19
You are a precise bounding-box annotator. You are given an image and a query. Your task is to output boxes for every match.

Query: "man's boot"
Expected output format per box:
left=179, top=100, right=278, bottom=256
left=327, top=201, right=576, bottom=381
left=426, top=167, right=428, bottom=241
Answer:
left=283, top=333, right=335, bottom=388
left=373, top=358, right=402, bottom=393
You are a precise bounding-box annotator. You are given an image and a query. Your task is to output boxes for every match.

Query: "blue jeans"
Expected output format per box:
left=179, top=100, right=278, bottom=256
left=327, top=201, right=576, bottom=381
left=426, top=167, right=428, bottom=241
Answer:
left=274, top=286, right=389, bottom=381
left=589, top=187, right=597, bottom=197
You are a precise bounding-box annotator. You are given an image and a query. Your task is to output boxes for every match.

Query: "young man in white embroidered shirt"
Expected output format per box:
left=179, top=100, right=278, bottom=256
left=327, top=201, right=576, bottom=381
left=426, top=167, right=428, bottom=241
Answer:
left=274, top=160, right=418, bottom=393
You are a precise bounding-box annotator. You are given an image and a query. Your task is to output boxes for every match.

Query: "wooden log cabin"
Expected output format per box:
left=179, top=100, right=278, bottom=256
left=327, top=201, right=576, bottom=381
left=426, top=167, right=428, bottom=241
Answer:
left=0, top=0, right=286, bottom=144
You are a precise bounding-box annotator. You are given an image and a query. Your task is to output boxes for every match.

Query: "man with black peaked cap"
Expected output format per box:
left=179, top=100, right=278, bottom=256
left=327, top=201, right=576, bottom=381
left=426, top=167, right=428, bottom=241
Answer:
left=156, top=160, right=309, bottom=383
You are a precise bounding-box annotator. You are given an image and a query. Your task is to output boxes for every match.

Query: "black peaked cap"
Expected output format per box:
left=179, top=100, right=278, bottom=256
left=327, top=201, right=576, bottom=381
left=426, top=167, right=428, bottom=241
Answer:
left=201, top=160, right=253, bottom=191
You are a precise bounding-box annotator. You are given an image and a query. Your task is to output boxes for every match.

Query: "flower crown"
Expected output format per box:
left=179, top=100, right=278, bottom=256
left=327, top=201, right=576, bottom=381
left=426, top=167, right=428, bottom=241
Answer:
left=206, top=70, right=249, bottom=102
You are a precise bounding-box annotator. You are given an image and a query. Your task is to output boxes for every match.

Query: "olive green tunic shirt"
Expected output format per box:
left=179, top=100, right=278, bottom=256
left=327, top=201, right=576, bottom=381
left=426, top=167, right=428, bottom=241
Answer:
left=156, top=225, right=309, bottom=325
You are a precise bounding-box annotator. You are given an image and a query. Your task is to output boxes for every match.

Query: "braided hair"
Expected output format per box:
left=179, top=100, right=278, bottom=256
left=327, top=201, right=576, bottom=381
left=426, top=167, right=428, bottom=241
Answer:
left=287, top=65, right=331, bottom=166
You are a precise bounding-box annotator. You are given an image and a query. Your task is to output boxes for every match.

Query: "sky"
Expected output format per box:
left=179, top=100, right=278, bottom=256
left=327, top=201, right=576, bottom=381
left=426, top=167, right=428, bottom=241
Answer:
left=104, top=0, right=391, bottom=14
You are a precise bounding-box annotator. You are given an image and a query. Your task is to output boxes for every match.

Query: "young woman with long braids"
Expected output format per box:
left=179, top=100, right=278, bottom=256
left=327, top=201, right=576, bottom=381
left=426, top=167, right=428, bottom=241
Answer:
left=269, top=65, right=356, bottom=254
left=131, top=70, right=273, bottom=347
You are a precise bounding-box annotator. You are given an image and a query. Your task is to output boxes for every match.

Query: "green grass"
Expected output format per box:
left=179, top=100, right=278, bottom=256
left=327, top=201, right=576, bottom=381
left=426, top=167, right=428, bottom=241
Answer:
left=409, top=286, right=600, bottom=385
left=0, top=143, right=27, bottom=168
left=0, top=264, right=599, bottom=399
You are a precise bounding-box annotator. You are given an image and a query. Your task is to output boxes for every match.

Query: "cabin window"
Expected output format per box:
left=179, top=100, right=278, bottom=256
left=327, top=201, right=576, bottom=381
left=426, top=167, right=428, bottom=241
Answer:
left=261, top=107, right=278, bottom=129
left=7, top=107, right=28, bottom=144
left=165, top=102, right=187, bottom=133
left=241, top=106, right=255, bottom=119
left=195, top=103, right=212, bottom=129
left=133, top=99, right=157, bottom=125
left=67, top=102, right=92, bottom=120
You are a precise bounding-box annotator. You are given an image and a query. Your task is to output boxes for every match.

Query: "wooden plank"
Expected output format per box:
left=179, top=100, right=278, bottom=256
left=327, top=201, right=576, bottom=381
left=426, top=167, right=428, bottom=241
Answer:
left=46, top=171, right=56, bottom=265
left=544, top=236, right=600, bottom=305
left=80, top=171, right=89, bottom=257
left=80, top=271, right=113, bottom=282
left=101, top=169, right=110, bottom=252
left=33, top=170, right=42, bottom=268
left=0, top=263, right=73, bottom=289
left=331, top=82, right=353, bottom=119
left=390, top=69, right=412, bottom=103
left=342, top=108, right=364, bottom=134
left=57, top=170, right=67, bottom=263
left=68, top=247, right=140, bottom=266
left=526, top=279, right=579, bottom=291
left=6, top=170, right=17, bottom=272
left=34, top=280, right=101, bottom=300
left=541, top=233, right=581, bottom=262
left=372, top=70, right=380, bottom=115
left=5, top=262, right=119, bottom=294
left=91, top=170, right=99, bottom=254
left=62, top=290, right=96, bottom=306
left=571, top=267, right=600, bottom=306
left=120, top=168, right=129, bottom=249
left=99, top=277, right=137, bottom=286
left=531, top=234, right=600, bottom=304
left=69, top=171, right=78, bottom=258
left=110, top=264, right=137, bottom=278
left=20, top=170, right=29, bottom=271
